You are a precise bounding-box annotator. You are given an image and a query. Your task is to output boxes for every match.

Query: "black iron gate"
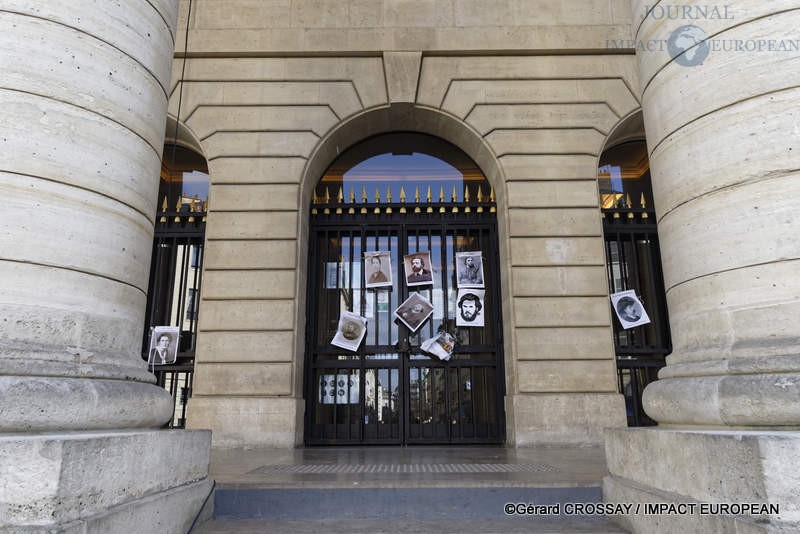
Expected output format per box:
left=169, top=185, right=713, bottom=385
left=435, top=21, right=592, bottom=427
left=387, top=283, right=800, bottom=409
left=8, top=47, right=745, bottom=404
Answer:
left=141, top=201, right=205, bottom=428
left=603, top=198, right=671, bottom=426
left=305, top=193, right=505, bottom=445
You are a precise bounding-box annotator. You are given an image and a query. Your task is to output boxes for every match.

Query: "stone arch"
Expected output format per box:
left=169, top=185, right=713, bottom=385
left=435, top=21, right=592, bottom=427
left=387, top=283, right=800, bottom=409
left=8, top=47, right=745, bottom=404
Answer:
left=292, top=103, right=516, bottom=443
left=164, top=114, right=206, bottom=157
left=600, top=109, right=645, bottom=154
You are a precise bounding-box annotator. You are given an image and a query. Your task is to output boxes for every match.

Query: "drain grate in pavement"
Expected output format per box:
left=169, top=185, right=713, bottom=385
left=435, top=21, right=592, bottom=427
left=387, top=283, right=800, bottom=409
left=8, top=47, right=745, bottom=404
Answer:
left=253, top=463, right=559, bottom=474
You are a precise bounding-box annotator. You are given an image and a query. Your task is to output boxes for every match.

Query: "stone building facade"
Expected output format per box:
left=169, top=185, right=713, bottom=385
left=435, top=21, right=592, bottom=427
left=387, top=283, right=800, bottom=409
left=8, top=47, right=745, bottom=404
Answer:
left=177, top=0, right=638, bottom=449
left=1, top=1, right=798, bottom=532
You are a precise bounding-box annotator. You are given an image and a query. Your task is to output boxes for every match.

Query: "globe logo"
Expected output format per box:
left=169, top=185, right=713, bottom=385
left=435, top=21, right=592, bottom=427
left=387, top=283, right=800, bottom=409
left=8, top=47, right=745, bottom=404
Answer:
left=668, top=25, right=710, bottom=67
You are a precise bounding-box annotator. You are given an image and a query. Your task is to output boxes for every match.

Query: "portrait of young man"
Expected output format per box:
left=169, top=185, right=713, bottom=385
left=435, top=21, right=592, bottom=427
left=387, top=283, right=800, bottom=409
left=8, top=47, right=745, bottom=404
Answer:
left=456, top=289, right=485, bottom=327
left=364, top=251, right=393, bottom=289
left=403, top=251, right=433, bottom=287
left=455, top=251, right=484, bottom=288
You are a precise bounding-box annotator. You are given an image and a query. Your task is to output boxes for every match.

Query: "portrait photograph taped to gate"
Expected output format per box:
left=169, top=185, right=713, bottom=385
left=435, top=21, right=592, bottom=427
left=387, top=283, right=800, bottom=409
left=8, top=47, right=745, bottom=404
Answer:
left=456, top=289, right=485, bottom=327
left=364, top=251, right=393, bottom=289
left=394, top=292, right=434, bottom=332
left=403, top=251, right=434, bottom=287
left=148, top=326, right=180, bottom=365
left=330, top=310, right=368, bottom=352
left=610, top=290, right=651, bottom=329
left=455, top=251, right=484, bottom=288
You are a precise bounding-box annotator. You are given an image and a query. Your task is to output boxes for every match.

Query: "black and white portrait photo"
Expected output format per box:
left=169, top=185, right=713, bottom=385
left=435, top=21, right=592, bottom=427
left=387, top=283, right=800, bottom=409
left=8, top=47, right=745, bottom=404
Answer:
left=364, top=251, right=393, bottom=289
left=456, top=289, right=485, bottom=327
left=394, top=292, right=434, bottom=332
left=331, top=311, right=368, bottom=351
left=455, top=251, right=484, bottom=288
left=148, top=326, right=180, bottom=365
left=610, top=290, right=651, bottom=329
left=403, top=252, right=433, bottom=287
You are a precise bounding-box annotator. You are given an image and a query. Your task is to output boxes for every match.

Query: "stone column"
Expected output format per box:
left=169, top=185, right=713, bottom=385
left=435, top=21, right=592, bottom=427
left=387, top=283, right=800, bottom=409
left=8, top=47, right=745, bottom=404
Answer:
left=605, top=2, right=800, bottom=532
left=0, top=1, right=177, bottom=429
left=0, top=2, right=212, bottom=531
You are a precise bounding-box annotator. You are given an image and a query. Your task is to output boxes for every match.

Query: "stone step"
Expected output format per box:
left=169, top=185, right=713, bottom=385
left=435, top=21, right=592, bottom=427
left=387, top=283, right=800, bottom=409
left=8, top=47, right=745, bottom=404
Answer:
left=194, top=518, right=627, bottom=534
left=212, top=486, right=605, bottom=520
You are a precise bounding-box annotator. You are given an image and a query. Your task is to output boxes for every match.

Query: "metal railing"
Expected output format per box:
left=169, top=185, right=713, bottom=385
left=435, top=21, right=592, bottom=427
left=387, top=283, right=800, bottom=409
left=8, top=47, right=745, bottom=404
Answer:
left=142, top=201, right=205, bottom=429
left=603, top=194, right=671, bottom=427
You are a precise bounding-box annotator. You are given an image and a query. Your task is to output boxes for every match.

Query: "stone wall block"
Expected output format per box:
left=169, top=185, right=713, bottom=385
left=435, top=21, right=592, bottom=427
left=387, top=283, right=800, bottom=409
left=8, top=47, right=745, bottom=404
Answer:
left=512, top=266, right=608, bottom=296
left=511, top=393, right=626, bottom=447
left=506, top=181, right=599, bottom=208
left=196, top=331, right=295, bottom=362
left=517, top=360, right=618, bottom=393
left=193, top=362, right=293, bottom=396
left=187, top=397, right=301, bottom=448
left=467, top=103, right=619, bottom=136
left=207, top=157, right=307, bottom=184
left=204, top=240, right=298, bottom=269
left=508, top=208, right=602, bottom=237
left=515, top=327, right=614, bottom=360
left=514, top=296, right=610, bottom=327
left=202, top=270, right=296, bottom=300
left=205, top=212, right=298, bottom=240
left=510, top=237, right=606, bottom=266
left=198, top=300, right=296, bottom=331
left=210, top=184, right=299, bottom=211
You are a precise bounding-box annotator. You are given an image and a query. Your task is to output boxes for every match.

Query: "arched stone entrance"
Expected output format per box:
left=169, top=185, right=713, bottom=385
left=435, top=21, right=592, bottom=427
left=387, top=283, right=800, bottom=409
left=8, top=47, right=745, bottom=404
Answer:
left=295, top=105, right=515, bottom=445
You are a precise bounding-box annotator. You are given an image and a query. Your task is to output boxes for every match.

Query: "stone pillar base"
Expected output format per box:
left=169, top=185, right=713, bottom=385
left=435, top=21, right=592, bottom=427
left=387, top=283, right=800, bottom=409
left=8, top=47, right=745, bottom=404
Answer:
left=604, top=428, right=800, bottom=533
left=0, top=429, right=211, bottom=532
left=509, top=393, right=626, bottom=447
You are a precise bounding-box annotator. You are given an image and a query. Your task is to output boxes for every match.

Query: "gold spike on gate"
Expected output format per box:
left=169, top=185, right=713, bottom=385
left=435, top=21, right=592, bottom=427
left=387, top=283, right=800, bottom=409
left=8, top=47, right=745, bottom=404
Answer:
left=361, top=185, right=368, bottom=214
left=323, top=187, right=331, bottom=214
left=386, top=186, right=393, bottom=214
left=464, top=185, right=471, bottom=213
left=160, top=196, right=168, bottom=223
left=336, top=187, right=343, bottom=214
left=348, top=188, right=355, bottom=214
left=626, top=193, right=634, bottom=219
left=640, top=192, right=648, bottom=219
left=426, top=186, right=433, bottom=213
left=451, top=185, right=459, bottom=213
left=414, top=186, right=421, bottom=213
left=174, top=198, right=181, bottom=223
left=489, top=186, right=496, bottom=213
left=476, top=185, right=484, bottom=213
left=374, top=187, right=381, bottom=214
left=439, top=186, right=446, bottom=213
left=399, top=186, right=407, bottom=213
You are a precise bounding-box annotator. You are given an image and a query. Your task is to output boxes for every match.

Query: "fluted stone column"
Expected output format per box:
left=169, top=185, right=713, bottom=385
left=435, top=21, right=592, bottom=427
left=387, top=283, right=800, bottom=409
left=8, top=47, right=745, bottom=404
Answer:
left=0, top=1, right=177, bottom=429
left=605, top=2, right=800, bottom=532
left=0, top=2, right=212, bottom=531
